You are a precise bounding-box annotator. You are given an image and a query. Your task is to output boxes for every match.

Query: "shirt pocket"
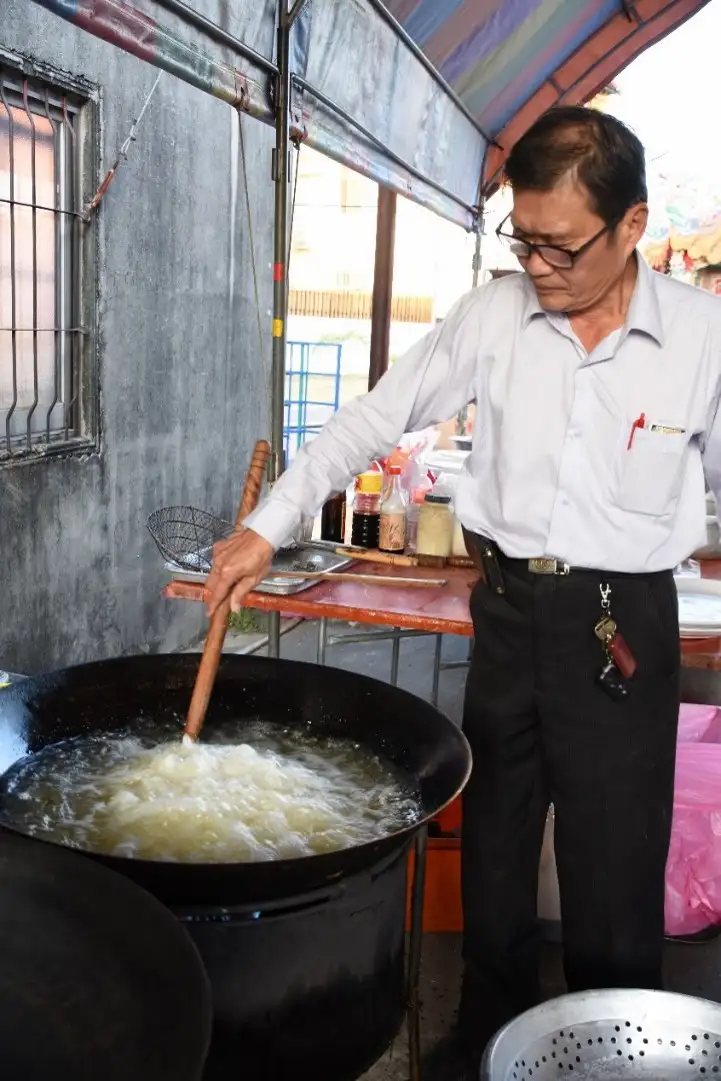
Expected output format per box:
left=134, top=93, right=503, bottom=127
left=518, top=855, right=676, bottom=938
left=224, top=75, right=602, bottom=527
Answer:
left=616, top=425, right=689, bottom=517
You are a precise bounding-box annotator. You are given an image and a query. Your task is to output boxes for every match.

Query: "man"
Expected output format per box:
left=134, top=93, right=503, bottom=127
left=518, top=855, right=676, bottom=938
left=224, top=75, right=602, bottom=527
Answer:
left=206, top=106, right=721, bottom=1076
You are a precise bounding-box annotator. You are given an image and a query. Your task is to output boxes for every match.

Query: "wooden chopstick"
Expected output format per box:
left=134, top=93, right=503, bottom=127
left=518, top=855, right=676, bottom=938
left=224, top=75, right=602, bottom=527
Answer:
left=267, top=569, right=446, bottom=589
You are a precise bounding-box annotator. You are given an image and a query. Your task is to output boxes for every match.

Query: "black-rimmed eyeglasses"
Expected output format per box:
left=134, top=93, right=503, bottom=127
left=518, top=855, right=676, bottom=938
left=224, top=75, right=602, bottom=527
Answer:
left=495, top=213, right=613, bottom=269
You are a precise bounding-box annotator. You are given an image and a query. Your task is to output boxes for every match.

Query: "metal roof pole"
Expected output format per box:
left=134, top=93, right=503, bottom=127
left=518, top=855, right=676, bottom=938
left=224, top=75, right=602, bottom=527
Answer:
left=269, top=0, right=308, bottom=486
left=269, top=5, right=291, bottom=490
left=368, top=187, right=397, bottom=390
left=267, top=0, right=308, bottom=658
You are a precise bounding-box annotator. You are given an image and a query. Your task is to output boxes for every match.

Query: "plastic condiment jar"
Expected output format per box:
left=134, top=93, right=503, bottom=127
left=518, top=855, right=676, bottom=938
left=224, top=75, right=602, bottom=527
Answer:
left=417, top=488, right=453, bottom=564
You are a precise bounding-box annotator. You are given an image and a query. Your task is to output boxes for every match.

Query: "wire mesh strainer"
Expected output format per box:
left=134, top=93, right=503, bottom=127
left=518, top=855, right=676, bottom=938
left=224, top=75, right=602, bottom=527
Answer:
left=482, top=989, right=721, bottom=1080
left=147, top=506, right=235, bottom=574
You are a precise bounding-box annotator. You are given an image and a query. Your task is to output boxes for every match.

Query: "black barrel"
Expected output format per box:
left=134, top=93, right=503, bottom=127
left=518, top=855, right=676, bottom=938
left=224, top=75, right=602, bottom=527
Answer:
left=189, top=844, right=409, bottom=1080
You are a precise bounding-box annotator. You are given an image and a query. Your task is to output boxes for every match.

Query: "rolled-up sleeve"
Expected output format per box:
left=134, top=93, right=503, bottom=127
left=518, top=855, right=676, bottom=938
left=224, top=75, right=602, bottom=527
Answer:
left=245, top=288, right=482, bottom=549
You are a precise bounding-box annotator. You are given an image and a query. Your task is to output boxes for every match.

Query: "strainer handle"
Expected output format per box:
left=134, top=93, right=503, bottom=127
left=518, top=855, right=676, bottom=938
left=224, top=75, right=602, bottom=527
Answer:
left=183, top=439, right=271, bottom=742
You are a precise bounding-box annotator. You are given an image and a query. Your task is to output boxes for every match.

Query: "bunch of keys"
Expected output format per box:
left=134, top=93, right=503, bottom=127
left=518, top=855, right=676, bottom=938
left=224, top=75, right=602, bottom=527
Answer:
left=594, top=583, right=637, bottom=701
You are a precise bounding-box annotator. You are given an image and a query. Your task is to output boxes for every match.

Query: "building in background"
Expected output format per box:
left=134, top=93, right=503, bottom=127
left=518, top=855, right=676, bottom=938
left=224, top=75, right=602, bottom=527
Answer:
left=0, top=2, right=274, bottom=673
left=287, top=148, right=476, bottom=414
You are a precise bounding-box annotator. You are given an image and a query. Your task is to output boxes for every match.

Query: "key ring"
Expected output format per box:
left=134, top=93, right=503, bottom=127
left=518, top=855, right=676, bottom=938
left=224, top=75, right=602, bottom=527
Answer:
left=600, top=583, right=611, bottom=612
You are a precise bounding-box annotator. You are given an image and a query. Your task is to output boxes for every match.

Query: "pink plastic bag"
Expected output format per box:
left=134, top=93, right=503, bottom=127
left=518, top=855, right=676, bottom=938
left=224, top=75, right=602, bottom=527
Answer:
left=665, top=742, right=721, bottom=936
left=702, top=707, right=721, bottom=745
left=678, top=703, right=720, bottom=743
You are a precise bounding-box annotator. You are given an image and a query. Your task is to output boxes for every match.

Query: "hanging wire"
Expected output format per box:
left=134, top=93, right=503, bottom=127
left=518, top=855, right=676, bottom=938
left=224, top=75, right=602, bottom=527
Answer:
left=85, top=71, right=163, bottom=219
left=287, top=139, right=301, bottom=283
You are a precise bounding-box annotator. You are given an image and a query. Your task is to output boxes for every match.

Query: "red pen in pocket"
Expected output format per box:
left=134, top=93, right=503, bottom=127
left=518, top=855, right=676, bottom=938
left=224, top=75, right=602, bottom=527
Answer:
left=627, top=412, right=646, bottom=450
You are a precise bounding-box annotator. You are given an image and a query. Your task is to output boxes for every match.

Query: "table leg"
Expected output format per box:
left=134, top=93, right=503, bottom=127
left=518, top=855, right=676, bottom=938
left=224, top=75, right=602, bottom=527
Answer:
left=408, top=825, right=428, bottom=1081
left=316, top=617, right=328, bottom=666
left=431, top=634, right=443, bottom=707
left=267, top=611, right=281, bottom=658
left=390, top=635, right=401, bottom=686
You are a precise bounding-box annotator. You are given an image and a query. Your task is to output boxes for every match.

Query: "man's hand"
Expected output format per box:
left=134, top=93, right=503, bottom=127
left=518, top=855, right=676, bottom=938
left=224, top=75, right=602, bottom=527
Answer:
left=205, top=528, right=274, bottom=616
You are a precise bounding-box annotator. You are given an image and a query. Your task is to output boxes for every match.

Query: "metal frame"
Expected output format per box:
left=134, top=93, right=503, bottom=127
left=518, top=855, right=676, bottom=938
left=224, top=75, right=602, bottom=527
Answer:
left=153, top=0, right=279, bottom=76
left=368, top=187, right=397, bottom=390
left=0, top=61, right=98, bottom=463
left=315, top=620, right=472, bottom=703
left=266, top=0, right=310, bottom=659
left=283, top=340, right=342, bottom=461
left=290, top=72, right=480, bottom=219
left=362, top=0, right=498, bottom=148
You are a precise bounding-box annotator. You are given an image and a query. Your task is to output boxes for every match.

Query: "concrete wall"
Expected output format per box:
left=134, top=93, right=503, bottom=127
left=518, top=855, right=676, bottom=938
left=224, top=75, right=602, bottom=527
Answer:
left=0, top=3, right=274, bottom=674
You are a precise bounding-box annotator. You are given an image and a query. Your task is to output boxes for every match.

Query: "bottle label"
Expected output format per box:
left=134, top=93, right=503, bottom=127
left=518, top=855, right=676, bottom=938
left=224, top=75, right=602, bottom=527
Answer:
left=379, top=512, right=406, bottom=552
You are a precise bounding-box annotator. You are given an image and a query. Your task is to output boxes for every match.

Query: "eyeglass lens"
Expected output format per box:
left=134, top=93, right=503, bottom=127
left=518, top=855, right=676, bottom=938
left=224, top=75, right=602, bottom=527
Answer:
left=507, top=239, right=573, bottom=269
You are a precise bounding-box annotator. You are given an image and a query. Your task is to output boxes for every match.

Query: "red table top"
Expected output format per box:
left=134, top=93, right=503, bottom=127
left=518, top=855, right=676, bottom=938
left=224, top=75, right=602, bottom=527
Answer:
left=164, top=559, right=721, bottom=669
left=165, top=562, right=476, bottom=637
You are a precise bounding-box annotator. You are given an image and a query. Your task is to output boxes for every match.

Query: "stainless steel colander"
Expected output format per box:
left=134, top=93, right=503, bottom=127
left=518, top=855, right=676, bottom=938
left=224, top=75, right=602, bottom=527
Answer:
left=482, top=989, right=721, bottom=1079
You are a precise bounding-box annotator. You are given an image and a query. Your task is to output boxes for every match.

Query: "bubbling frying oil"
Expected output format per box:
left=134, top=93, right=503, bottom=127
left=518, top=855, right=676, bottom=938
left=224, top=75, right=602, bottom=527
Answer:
left=0, top=721, right=422, bottom=862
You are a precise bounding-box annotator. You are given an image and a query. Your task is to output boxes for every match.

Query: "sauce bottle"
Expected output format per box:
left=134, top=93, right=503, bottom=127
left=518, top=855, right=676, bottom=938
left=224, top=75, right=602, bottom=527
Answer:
left=351, top=470, right=383, bottom=548
left=379, top=466, right=407, bottom=552
left=321, top=492, right=346, bottom=543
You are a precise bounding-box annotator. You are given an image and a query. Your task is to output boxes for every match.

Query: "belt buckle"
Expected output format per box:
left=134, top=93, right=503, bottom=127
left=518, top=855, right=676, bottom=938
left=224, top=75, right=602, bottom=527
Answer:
left=528, top=557, right=570, bottom=576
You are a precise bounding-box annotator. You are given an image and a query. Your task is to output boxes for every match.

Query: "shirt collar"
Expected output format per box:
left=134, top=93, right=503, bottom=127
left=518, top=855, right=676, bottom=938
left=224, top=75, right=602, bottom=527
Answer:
left=520, top=253, right=665, bottom=347
left=625, top=253, right=664, bottom=345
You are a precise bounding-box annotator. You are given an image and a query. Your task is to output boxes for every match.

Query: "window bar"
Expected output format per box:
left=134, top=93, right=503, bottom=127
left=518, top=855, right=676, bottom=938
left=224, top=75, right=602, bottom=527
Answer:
left=44, top=88, right=61, bottom=442
left=0, top=195, right=80, bottom=215
left=0, top=81, right=19, bottom=457
left=22, top=81, right=40, bottom=450
left=62, top=96, right=79, bottom=441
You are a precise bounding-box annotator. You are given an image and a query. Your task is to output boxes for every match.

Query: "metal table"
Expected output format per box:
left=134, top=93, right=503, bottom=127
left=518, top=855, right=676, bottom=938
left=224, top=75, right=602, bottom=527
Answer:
left=166, top=562, right=476, bottom=701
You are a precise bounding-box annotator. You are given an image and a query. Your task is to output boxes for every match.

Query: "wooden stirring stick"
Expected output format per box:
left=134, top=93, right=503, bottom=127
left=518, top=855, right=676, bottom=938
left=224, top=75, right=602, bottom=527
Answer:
left=183, top=439, right=271, bottom=743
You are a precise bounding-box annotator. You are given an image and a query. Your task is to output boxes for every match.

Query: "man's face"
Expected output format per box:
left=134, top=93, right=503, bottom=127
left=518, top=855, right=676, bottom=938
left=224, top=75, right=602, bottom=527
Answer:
left=509, top=174, right=647, bottom=314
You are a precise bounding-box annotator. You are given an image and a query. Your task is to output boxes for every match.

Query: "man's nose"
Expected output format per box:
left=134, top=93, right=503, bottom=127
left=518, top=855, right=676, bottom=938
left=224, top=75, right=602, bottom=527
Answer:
left=525, top=250, right=555, bottom=278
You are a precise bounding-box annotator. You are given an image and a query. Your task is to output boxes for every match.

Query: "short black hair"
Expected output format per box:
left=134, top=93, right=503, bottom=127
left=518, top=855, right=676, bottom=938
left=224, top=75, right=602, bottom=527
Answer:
left=504, top=105, right=647, bottom=226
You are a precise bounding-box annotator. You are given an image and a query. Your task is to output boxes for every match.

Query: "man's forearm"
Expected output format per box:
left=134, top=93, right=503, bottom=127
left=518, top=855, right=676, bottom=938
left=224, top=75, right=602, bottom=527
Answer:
left=244, top=289, right=481, bottom=548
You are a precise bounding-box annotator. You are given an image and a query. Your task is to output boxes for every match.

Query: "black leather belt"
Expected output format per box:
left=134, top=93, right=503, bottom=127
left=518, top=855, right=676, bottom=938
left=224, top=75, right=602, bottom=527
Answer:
left=463, top=531, right=659, bottom=596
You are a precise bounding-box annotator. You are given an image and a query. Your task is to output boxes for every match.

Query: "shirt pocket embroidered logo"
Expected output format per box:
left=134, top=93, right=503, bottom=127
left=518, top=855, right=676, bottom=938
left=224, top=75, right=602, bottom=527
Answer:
left=616, top=423, right=689, bottom=517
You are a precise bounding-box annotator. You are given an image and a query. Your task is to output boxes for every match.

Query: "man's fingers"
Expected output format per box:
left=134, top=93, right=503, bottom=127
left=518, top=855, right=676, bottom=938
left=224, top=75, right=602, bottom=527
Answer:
left=206, top=559, right=239, bottom=615
left=204, top=529, right=274, bottom=616
left=229, top=577, right=258, bottom=614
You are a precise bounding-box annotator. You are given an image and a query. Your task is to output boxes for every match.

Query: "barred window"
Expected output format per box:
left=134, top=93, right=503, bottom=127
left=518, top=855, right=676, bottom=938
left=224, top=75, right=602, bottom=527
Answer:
left=0, top=66, right=95, bottom=461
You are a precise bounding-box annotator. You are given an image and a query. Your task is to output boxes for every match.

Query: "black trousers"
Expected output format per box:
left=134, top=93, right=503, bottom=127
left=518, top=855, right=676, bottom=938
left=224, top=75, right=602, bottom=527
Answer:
left=459, top=553, right=680, bottom=1050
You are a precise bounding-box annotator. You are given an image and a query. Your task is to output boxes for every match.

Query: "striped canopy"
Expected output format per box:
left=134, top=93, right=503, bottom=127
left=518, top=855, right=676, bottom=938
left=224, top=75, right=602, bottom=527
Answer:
left=383, top=0, right=712, bottom=191
left=31, top=0, right=713, bottom=225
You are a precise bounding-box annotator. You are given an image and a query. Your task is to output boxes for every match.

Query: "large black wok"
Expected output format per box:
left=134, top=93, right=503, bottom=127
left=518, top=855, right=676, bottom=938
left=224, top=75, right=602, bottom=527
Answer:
left=0, top=829, right=212, bottom=1081
left=0, top=654, right=471, bottom=1081
left=0, top=653, right=470, bottom=904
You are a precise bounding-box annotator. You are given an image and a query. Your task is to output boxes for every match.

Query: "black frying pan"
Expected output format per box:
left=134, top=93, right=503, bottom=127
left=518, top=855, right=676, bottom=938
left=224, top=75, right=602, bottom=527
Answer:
left=0, top=829, right=212, bottom=1080
left=0, top=653, right=471, bottom=906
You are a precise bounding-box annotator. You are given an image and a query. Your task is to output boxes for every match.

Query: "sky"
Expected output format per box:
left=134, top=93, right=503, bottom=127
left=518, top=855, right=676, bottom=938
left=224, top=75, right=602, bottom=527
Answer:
left=607, top=1, right=721, bottom=175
